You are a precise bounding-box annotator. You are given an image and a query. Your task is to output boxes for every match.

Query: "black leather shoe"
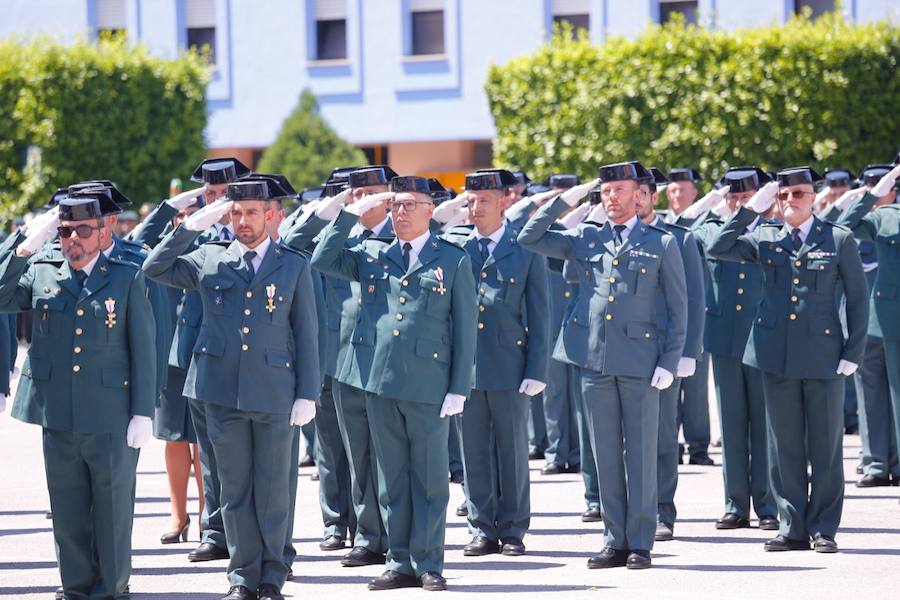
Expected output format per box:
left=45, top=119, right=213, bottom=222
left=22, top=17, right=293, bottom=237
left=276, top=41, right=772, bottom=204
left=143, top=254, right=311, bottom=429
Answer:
left=856, top=474, right=892, bottom=487
left=463, top=536, right=500, bottom=556
left=587, top=547, right=628, bottom=569
left=257, top=584, right=283, bottom=600
left=298, top=454, right=315, bottom=468
left=689, top=454, right=715, bottom=466
left=581, top=507, right=602, bottom=523
left=341, top=546, right=385, bottom=567
left=456, top=501, right=468, bottom=517
left=449, top=471, right=464, bottom=484
left=764, top=535, right=810, bottom=552
left=540, top=463, right=563, bottom=475
left=420, top=572, right=447, bottom=591
left=189, top=542, right=229, bottom=562
left=221, top=585, right=256, bottom=600
left=528, top=448, right=545, bottom=461
left=654, top=522, right=674, bottom=541
left=564, top=463, right=581, bottom=474
left=45, top=511, right=53, bottom=519
left=626, top=550, right=651, bottom=569
left=319, top=535, right=345, bottom=551
left=367, top=570, right=421, bottom=591
left=758, top=515, right=779, bottom=531
left=856, top=464, right=864, bottom=475
left=500, top=537, right=525, bottom=556
left=286, top=569, right=293, bottom=581
left=813, top=535, right=838, bottom=553
left=715, top=513, right=750, bottom=530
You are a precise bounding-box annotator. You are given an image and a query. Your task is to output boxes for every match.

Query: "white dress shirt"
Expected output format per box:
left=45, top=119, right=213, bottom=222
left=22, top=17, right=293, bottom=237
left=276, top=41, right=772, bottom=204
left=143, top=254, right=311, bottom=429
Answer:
left=475, top=224, right=506, bottom=256
left=236, top=235, right=271, bottom=272
left=788, top=215, right=815, bottom=242
left=397, top=230, right=431, bottom=269
left=609, top=215, right=640, bottom=242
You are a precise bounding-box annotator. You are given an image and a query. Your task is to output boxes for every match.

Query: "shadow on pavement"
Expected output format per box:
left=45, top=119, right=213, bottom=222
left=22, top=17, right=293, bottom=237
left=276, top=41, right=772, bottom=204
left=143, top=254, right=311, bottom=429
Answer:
left=444, top=560, right=564, bottom=571
left=0, top=527, right=52, bottom=537
left=0, top=561, right=57, bottom=570
left=0, top=586, right=58, bottom=596
left=655, top=564, right=824, bottom=572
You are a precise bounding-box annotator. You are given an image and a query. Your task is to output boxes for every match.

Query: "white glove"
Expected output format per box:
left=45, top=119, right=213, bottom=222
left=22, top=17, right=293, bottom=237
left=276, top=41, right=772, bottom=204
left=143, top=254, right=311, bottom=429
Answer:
left=836, top=359, right=858, bottom=377
left=432, top=196, right=467, bottom=224
left=711, top=198, right=732, bottom=218
left=290, top=398, right=317, bottom=426
left=746, top=181, right=779, bottom=214
left=586, top=201, right=608, bottom=224
left=833, top=187, right=867, bottom=211
left=870, top=164, right=900, bottom=198
left=18, top=208, right=60, bottom=255
left=439, top=393, right=466, bottom=418
left=440, top=205, right=469, bottom=231
left=814, top=187, right=831, bottom=212
left=560, top=179, right=600, bottom=207
left=528, top=189, right=563, bottom=208
left=558, top=202, right=591, bottom=229
left=0, top=394, right=6, bottom=413
left=650, top=367, right=675, bottom=390
left=345, top=192, right=393, bottom=217
left=314, top=187, right=353, bottom=221
left=518, top=378, right=546, bottom=396
left=126, top=416, right=153, bottom=449
left=682, top=185, right=730, bottom=220
left=166, top=187, right=205, bottom=211
left=676, top=357, right=697, bottom=378
left=183, top=200, right=232, bottom=232
left=22, top=206, right=59, bottom=235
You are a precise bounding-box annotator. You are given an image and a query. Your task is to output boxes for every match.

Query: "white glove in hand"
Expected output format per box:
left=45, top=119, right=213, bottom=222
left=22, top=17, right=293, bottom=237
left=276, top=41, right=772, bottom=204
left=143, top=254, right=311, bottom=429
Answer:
left=833, top=187, right=867, bottom=211
left=836, top=359, right=859, bottom=377
left=314, top=187, right=353, bottom=221
left=0, top=394, right=6, bottom=413
left=558, top=202, right=591, bottom=229
left=711, top=198, right=732, bottom=218
left=432, top=196, right=467, bottom=224
left=814, top=187, right=831, bottom=211
left=166, top=187, right=205, bottom=211
left=560, top=179, right=600, bottom=207
left=586, top=202, right=608, bottom=224
left=682, top=185, right=730, bottom=220
left=440, top=206, right=469, bottom=231
left=528, top=189, right=563, bottom=208
left=345, top=192, right=393, bottom=217
left=518, top=378, right=546, bottom=396
left=290, top=399, right=317, bottom=426
left=19, top=209, right=60, bottom=255
left=745, top=181, right=779, bottom=214
left=870, top=164, right=900, bottom=198
left=676, top=357, right=697, bottom=378
left=126, top=416, right=153, bottom=449
left=650, top=367, right=675, bottom=390
left=439, top=393, right=466, bottom=418
left=23, top=206, right=59, bottom=235
left=183, top=200, right=233, bottom=232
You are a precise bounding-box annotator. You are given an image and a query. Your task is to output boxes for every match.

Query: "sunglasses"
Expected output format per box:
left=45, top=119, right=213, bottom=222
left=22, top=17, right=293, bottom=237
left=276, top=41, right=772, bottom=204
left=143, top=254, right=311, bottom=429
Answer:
left=58, top=224, right=103, bottom=240
left=389, top=200, right=432, bottom=212
left=777, top=190, right=815, bottom=201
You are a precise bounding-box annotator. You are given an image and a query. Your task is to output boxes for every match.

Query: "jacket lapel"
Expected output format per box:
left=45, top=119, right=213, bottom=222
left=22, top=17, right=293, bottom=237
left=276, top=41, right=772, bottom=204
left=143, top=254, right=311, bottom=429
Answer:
left=483, top=229, right=515, bottom=270
left=250, top=242, right=284, bottom=286
left=383, top=240, right=408, bottom=273
left=408, top=235, right=440, bottom=275
left=222, top=241, right=251, bottom=283
left=79, top=254, right=112, bottom=302
left=798, top=217, right=827, bottom=257
left=776, top=224, right=797, bottom=256
left=56, top=262, right=81, bottom=299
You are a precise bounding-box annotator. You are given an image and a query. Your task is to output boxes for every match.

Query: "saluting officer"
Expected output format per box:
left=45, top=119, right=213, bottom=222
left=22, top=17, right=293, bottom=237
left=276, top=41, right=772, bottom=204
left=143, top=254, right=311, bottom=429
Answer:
left=144, top=175, right=320, bottom=600
left=0, top=195, right=157, bottom=599
left=708, top=167, right=869, bottom=553
left=519, top=162, right=687, bottom=570
left=312, top=175, right=477, bottom=591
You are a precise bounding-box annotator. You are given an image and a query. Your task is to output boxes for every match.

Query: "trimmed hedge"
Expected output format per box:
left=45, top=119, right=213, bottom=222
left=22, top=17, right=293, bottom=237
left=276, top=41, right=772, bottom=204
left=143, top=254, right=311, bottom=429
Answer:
left=485, top=13, right=899, bottom=185
left=0, top=35, right=208, bottom=222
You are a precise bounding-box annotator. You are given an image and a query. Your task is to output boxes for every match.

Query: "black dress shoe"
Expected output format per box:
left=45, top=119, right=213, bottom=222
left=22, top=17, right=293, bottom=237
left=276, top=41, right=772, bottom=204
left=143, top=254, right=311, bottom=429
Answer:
left=257, top=584, right=283, bottom=600
left=758, top=515, right=779, bottom=531
left=367, top=570, right=421, bottom=591
left=160, top=517, right=190, bottom=544
left=456, top=501, right=468, bottom=517
left=221, top=585, right=256, bottom=600
left=813, top=535, right=838, bottom=553
left=540, top=463, right=563, bottom=475
left=856, top=474, right=892, bottom=487
left=45, top=511, right=53, bottom=519
left=626, top=550, right=651, bottom=569
left=764, top=535, right=810, bottom=552
left=654, top=522, right=673, bottom=541
left=715, top=513, right=750, bottom=530
left=528, top=448, right=545, bottom=461
left=189, top=542, right=229, bottom=562
left=420, top=572, right=447, bottom=591
left=856, top=464, right=864, bottom=475
left=893, top=475, right=900, bottom=486
left=587, top=547, right=629, bottom=569
left=286, top=568, right=293, bottom=581
left=449, top=471, right=464, bottom=484
left=298, top=454, right=315, bottom=468
left=564, top=463, right=581, bottom=474
left=581, top=507, right=602, bottom=523
left=319, top=535, right=345, bottom=551
left=463, top=536, right=500, bottom=556
left=500, top=537, right=525, bottom=556
left=310, top=471, right=320, bottom=481
left=341, top=546, right=385, bottom=567
left=689, top=454, right=715, bottom=466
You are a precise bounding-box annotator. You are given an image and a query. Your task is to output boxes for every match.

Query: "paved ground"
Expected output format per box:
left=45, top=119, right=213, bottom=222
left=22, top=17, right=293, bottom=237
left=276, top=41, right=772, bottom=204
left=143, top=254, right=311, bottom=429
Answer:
left=1, top=351, right=898, bottom=599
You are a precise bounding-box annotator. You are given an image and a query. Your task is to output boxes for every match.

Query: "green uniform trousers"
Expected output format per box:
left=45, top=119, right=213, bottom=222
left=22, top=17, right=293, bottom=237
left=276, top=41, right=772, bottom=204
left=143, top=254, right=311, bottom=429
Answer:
left=367, top=395, right=449, bottom=577
left=283, top=427, right=301, bottom=568
left=581, top=370, right=659, bottom=551
left=43, top=429, right=138, bottom=600
left=187, top=398, right=226, bottom=548
left=528, top=393, right=547, bottom=454
left=448, top=417, right=464, bottom=480
left=207, top=404, right=292, bottom=590
left=712, top=355, right=775, bottom=519
left=314, top=376, right=354, bottom=539
left=678, top=352, right=711, bottom=458
left=571, top=365, right=600, bottom=510
left=459, top=388, right=531, bottom=541
left=882, top=340, right=900, bottom=479
left=656, top=377, right=681, bottom=527
left=543, top=358, right=580, bottom=468
left=762, top=373, right=844, bottom=541
left=856, top=337, right=898, bottom=478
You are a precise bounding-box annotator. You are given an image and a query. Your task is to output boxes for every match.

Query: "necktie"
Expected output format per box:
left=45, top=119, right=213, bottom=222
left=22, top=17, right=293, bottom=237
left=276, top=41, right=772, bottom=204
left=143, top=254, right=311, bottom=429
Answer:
left=244, top=250, right=257, bottom=278
left=478, top=238, right=491, bottom=262
left=401, top=242, right=412, bottom=271
left=361, top=229, right=374, bottom=240
left=791, top=228, right=802, bottom=251
left=75, top=270, right=88, bottom=289
left=220, top=228, right=232, bottom=242
left=613, top=224, right=627, bottom=247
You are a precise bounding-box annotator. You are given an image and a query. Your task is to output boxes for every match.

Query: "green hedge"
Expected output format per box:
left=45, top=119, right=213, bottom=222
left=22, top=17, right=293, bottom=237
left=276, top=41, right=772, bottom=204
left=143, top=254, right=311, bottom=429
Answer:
left=0, top=35, right=208, bottom=222
left=485, top=13, right=899, bottom=185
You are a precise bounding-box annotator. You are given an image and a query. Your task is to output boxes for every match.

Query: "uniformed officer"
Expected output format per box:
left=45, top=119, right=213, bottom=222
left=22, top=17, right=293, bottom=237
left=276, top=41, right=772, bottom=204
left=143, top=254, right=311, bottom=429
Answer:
left=0, top=195, right=157, bottom=600
left=195, top=158, right=250, bottom=242
left=143, top=174, right=320, bottom=600
left=708, top=167, right=869, bottom=553
left=692, top=167, right=779, bottom=531
left=455, top=169, right=550, bottom=558
left=519, top=162, right=687, bottom=570
left=815, top=168, right=855, bottom=222
left=311, top=175, right=477, bottom=591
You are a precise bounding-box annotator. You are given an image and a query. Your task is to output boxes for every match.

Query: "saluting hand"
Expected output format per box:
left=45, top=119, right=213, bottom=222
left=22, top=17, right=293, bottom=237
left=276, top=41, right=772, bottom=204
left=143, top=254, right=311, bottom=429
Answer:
left=183, top=199, right=233, bottom=232
left=560, top=179, right=600, bottom=207
left=432, top=195, right=467, bottom=224
left=586, top=201, right=608, bottom=224
left=166, top=186, right=205, bottom=211
left=870, top=164, right=900, bottom=198
left=833, top=187, right=867, bottom=211
left=290, top=398, right=316, bottom=427
left=345, top=192, right=393, bottom=217
left=314, top=187, right=354, bottom=221
left=682, top=185, right=730, bottom=220
left=17, top=207, right=60, bottom=256
left=558, top=202, right=591, bottom=229
left=745, top=181, right=779, bottom=214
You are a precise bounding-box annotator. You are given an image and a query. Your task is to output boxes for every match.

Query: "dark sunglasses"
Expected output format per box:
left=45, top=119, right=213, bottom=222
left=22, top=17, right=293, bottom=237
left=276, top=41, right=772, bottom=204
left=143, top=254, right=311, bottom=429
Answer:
left=776, top=190, right=815, bottom=201
left=58, top=224, right=103, bottom=240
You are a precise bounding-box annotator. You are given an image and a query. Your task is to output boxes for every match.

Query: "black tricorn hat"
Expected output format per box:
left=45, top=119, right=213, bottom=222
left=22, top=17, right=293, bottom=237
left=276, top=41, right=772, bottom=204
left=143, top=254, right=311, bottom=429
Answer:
left=226, top=174, right=292, bottom=201
left=776, top=166, right=823, bottom=187
left=326, top=165, right=367, bottom=184
left=598, top=161, right=645, bottom=183
left=428, top=178, right=452, bottom=203
left=45, top=188, right=70, bottom=209
left=823, top=168, right=855, bottom=188
left=860, top=164, right=897, bottom=189
left=301, top=187, right=324, bottom=202
left=254, top=173, right=297, bottom=200
left=723, top=166, right=771, bottom=194
left=512, top=170, right=531, bottom=187
left=390, top=176, right=432, bottom=195
left=320, top=181, right=349, bottom=198
left=67, top=185, right=125, bottom=216
left=548, top=174, right=580, bottom=189
left=468, top=169, right=518, bottom=190
left=68, top=180, right=132, bottom=210
left=667, top=168, right=701, bottom=183
left=58, top=197, right=103, bottom=221
left=191, top=157, right=251, bottom=185
left=349, top=165, right=399, bottom=188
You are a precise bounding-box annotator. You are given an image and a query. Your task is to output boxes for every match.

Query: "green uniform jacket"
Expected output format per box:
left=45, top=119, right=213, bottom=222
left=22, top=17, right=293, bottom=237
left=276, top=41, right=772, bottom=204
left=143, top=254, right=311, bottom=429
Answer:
left=311, top=210, right=478, bottom=403
left=708, top=207, right=868, bottom=378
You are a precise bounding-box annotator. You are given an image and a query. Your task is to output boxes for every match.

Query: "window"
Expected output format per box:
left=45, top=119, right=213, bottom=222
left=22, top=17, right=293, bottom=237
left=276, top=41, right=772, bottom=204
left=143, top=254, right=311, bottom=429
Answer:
left=360, top=145, right=389, bottom=165
left=473, top=142, right=493, bottom=168
left=552, top=0, right=589, bottom=36
left=314, top=0, right=347, bottom=60
left=96, top=0, right=126, bottom=38
left=410, top=0, right=445, bottom=56
left=659, top=1, right=698, bottom=25
left=186, top=0, right=217, bottom=64
left=794, top=0, right=835, bottom=18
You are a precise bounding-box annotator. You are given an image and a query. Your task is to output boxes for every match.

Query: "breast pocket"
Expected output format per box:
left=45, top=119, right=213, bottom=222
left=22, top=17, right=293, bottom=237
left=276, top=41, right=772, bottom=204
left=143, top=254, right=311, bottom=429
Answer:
left=361, top=271, right=388, bottom=304
left=31, top=295, right=66, bottom=337
left=420, top=275, right=448, bottom=317
left=495, top=265, right=527, bottom=306
left=882, top=234, right=900, bottom=261
left=628, top=260, right=659, bottom=296
left=760, top=250, right=788, bottom=288
left=201, top=277, right=236, bottom=315
left=807, top=258, right=836, bottom=293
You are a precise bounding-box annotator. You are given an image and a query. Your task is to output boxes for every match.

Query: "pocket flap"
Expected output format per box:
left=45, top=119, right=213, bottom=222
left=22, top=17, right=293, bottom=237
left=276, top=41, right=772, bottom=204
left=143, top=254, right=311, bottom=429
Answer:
left=807, top=259, right=834, bottom=271
left=266, top=349, right=293, bottom=368
left=101, top=368, right=130, bottom=388
left=626, top=322, right=657, bottom=340
left=415, top=338, right=449, bottom=363
left=31, top=295, right=65, bottom=311
left=808, top=318, right=840, bottom=336
left=194, top=335, right=225, bottom=357
left=201, top=277, right=235, bottom=291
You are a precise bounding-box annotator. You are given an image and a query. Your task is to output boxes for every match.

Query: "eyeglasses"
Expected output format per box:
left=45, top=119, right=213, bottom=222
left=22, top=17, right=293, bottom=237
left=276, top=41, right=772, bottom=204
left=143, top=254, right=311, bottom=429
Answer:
left=58, top=224, right=103, bottom=239
left=389, top=200, right=432, bottom=212
left=777, top=190, right=815, bottom=201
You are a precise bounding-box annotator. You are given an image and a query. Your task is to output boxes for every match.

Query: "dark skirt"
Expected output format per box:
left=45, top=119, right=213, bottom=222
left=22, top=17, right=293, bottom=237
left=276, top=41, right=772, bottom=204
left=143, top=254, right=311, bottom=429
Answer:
left=153, top=365, right=197, bottom=443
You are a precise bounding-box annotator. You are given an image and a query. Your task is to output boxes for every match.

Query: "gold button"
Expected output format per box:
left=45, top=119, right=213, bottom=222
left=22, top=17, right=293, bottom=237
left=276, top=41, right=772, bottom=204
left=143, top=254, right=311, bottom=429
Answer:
left=74, top=346, right=81, bottom=354
left=433, top=353, right=439, bottom=358
left=640, top=267, right=646, bottom=274
left=876, top=291, right=881, bottom=297
left=608, top=295, right=614, bottom=302
left=72, top=365, right=80, bottom=373
left=43, top=304, right=48, bottom=309
left=244, top=308, right=251, bottom=315
left=736, top=304, right=742, bottom=311
left=478, top=323, right=485, bottom=330
left=481, top=272, right=487, bottom=279
left=479, top=305, right=485, bottom=312
left=241, top=344, right=249, bottom=351
left=75, top=328, right=83, bottom=335
left=396, top=314, right=403, bottom=320
left=509, top=277, right=516, bottom=284
left=819, top=265, right=825, bottom=270
left=242, top=326, right=250, bottom=333
left=564, top=291, right=571, bottom=298
left=76, top=308, right=84, bottom=316
left=793, top=278, right=800, bottom=285
left=201, top=347, right=207, bottom=352
left=644, top=332, right=650, bottom=339
left=612, top=259, right=619, bottom=266
left=737, top=288, right=744, bottom=295
left=795, top=260, right=802, bottom=267
left=392, top=329, right=400, bottom=336
left=605, top=314, right=612, bottom=321
left=516, top=340, right=524, bottom=347
left=825, top=328, right=831, bottom=335
left=479, top=288, right=485, bottom=295
left=738, top=273, right=746, bottom=280
left=791, top=295, right=798, bottom=302
left=399, top=297, right=406, bottom=304
left=246, top=291, right=253, bottom=298
left=402, top=280, right=409, bottom=287
left=124, top=380, right=128, bottom=386
left=608, top=277, right=616, bottom=284
left=286, top=362, right=291, bottom=367
left=789, top=314, right=797, bottom=321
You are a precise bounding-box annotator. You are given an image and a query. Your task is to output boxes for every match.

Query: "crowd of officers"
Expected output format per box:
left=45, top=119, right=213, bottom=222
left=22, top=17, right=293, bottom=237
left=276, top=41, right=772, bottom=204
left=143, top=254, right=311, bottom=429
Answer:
left=1, top=154, right=899, bottom=600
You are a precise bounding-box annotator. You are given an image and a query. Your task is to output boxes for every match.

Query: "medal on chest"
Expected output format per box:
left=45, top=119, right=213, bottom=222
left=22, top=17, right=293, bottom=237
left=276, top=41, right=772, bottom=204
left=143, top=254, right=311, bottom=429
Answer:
left=266, top=283, right=277, bottom=313
left=105, top=297, right=117, bottom=328
left=435, top=267, right=447, bottom=295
